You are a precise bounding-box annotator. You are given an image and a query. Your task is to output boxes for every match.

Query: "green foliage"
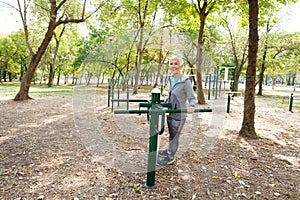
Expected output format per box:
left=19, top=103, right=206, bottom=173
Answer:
left=1, top=0, right=300, bottom=87
left=263, top=31, right=300, bottom=78
left=0, top=31, right=29, bottom=79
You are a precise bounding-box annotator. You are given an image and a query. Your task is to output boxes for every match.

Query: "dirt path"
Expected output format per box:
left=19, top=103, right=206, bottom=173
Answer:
left=0, top=87, right=299, bottom=199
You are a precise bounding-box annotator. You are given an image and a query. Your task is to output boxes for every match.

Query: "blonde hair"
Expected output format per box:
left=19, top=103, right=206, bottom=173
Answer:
left=169, top=55, right=184, bottom=66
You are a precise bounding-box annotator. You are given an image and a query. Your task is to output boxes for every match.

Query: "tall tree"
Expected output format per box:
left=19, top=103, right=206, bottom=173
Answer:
left=239, top=0, right=259, bottom=138
left=256, top=0, right=298, bottom=95
left=192, top=0, right=215, bottom=104
left=257, top=23, right=271, bottom=95
left=13, top=0, right=104, bottom=100
left=48, top=25, right=66, bottom=87
left=131, top=0, right=158, bottom=94
left=226, top=26, right=248, bottom=94
left=190, top=0, right=232, bottom=104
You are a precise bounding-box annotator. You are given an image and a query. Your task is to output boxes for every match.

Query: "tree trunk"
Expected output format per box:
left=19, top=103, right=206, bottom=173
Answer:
left=234, top=68, right=240, bottom=93
left=48, top=40, right=59, bottom=87
left=257, top=47, right=266, bottom=95
left=293, top=74, right=297, bottom=91
left=48, top=62, right=54, bottom=87
left=14, top=31, right=53, bottom=100
left=14, top=2, right=57, bottom=100
left=196, top=5, right=207, bottom=105
left=154, top=33, right=164, bottom=88
left=132, top=28, right=143, bottom=95
left=239, top=0, right=258, bottom=139
left=19, top=63, right=26, bottom=81
left=227, top=25, right=248, bottom=96
left=257, top=24, right=270, bottom=96
left=0, top=63, right=4, bottom=84
left=56, top=68, right=61, bottom=85
left=196, top=43, right=206, bottom=104
left=39, top=54, right=47, bottom=86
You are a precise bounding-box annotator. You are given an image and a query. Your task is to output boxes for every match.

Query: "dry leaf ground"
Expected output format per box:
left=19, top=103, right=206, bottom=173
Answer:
left=0, top=86, right=299, bottom=200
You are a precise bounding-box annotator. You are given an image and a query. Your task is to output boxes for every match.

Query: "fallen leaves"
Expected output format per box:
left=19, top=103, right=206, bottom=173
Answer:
left=1, top=93, right=299, bottom=199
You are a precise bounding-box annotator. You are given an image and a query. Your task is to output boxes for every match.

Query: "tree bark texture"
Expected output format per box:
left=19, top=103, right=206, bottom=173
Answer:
left=132, top=28, right=143, bottom=95
left=195, top=1, right=208, bottom=105
left=196, top=43, right=206, bottom=104
left=239, top=0, right=258, bottom=138
left=14, top=22, right=56, bottom=100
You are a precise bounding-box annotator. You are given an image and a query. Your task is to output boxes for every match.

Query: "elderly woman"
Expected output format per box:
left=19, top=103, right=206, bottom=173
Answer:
left=157, top=55, right=196, bottom=166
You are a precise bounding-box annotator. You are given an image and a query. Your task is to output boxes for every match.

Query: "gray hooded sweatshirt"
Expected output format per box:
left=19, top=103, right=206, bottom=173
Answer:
left=166, top=74, right=196, bottom=120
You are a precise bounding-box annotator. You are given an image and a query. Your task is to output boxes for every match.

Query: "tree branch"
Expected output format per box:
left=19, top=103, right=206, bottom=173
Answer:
left=192, top=0, right=200, bottom=15
left=17, top=0, right=34, bottom=56
left=56, top=19, right=85, bottom=26
left=56, top=0, right=67, bottom=11
left=0, top=1, right=18, bottom=11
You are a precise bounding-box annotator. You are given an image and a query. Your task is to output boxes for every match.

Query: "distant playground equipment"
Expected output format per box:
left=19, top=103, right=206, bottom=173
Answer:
left=107, top=66, right=237, bottom=113
left=113, top=88, right=212, bottom=188
left=203, top=65, right=244, bottom=113
left=108, top=76, right=167, bottom=112
left=207, top=70, right=220, bottom=100
left=207, top=66, right=237, bottom=101
left=108, top=77, right=133, bottom=111
left=221, top=66, right=237, bottom=92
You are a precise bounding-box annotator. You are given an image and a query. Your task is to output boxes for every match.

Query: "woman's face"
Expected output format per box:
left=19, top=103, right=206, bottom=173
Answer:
left=169, top=58, right=183, bottom=75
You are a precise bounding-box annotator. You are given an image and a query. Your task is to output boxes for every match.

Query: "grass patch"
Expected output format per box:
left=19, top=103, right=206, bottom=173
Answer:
left=0, top=82, right=111, bottom=97
left=266, top=99, right=300, bottom=111
left=255, top=90, right=300, bottom=111
left=0, top=82, right=74, bottom=96
left=0, top=83, right=20, bottom=94
left=29, top=85, right=74, bottom=94
left=292, top=103, right=300, bottom=110
left=268, top=97, right=300, bottom=110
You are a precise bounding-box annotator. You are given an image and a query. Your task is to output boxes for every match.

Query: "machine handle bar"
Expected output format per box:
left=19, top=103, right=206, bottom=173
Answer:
left=114, top=108, right=212, bottom=114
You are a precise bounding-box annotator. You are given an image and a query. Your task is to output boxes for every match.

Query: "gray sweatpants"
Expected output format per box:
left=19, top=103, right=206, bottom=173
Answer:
left=166, top=116, right=186, bottom=159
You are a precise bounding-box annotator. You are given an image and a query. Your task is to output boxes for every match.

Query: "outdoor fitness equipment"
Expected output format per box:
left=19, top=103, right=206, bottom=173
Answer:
left=289, top=92, right=299, bottom=112
left=114, top=88, right=212, bottom=188
left=109, top=75, right=167, bottom=111
left=109, top=78, right=134, bottom=111
left=289, top=93, right=294, bottom=112
left=282, top=92, right=299, bottom=112
left=207, top=66, right=237, bottom=101
left=225, top=91, right=243, bottom=113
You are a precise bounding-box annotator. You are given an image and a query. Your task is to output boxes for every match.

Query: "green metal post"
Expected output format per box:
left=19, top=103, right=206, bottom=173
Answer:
left=212, top=68, right=216, bottom=97
left=219, top=80, right=222, bottom=97
left=208, top=74, right=211, bottom=100
left=227, top=93, right=231, bottom=113
left=126, top=79, right=129, bottom=110
left=215, top=66, right=219, bottom=100
left=289, top=93, right=294, bottom=112
left=108, top=78, right=111, bottom=107
left=112, top=79, right=115, bottom=102
left=160, top=74, right=164, bottom=95
left=145, top=88, right=161, bottom=188
left=117, top=78, right=120, bottom=107
left=111, top=79, right=115, bottom=112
